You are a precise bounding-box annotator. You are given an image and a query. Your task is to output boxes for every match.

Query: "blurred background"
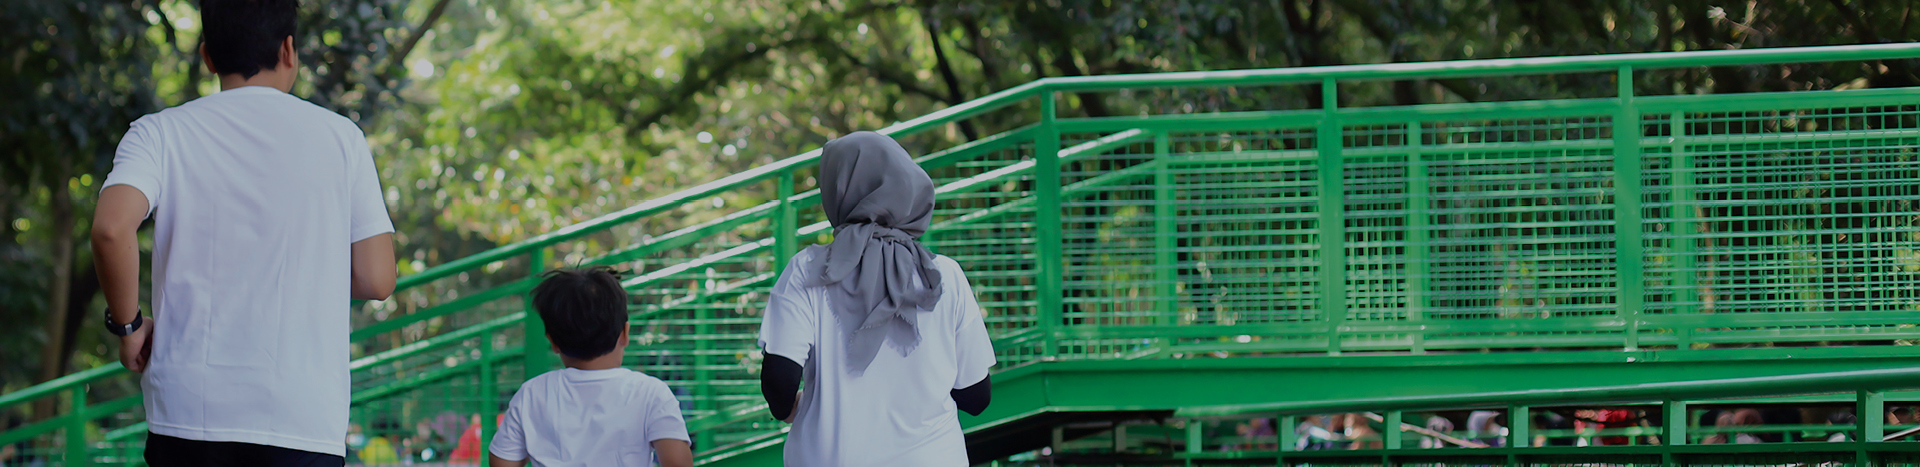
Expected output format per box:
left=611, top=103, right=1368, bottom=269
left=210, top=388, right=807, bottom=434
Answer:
left=4, top=0, right=1918, bottom=437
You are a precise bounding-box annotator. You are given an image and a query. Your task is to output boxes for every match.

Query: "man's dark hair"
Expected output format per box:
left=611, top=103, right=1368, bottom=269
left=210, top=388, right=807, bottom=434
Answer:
left=531, top=266, right=629, bottom=360
left=199, top=0, right=298, bottom=79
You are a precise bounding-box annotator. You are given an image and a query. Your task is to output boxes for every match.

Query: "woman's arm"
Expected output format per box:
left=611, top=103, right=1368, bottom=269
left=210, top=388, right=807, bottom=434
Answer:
left=761, top=354, right=804, bottom=422
left=951, top=376, right=991, bottom=416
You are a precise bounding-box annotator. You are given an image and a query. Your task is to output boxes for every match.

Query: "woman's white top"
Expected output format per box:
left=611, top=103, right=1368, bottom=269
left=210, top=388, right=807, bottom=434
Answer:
left=758, top=246, right=997, bottom=466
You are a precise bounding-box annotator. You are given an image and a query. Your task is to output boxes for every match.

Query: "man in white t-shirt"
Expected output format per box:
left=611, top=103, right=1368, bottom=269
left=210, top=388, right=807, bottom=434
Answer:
left=488, top=267, right=692, bottom=467
left=90, top=1, right=396, bottom=465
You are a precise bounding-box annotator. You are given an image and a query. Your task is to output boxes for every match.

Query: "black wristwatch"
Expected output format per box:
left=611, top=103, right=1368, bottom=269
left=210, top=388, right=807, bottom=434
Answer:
left=104, top=309, right=145, bottom=336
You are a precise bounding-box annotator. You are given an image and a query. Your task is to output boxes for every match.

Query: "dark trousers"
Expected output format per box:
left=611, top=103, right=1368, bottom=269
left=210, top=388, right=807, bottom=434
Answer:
left=145, top=433, right=344, bottom=467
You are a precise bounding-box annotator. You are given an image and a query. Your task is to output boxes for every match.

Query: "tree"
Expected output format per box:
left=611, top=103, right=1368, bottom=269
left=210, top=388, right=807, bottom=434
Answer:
left=1, top=0, right=162, bottom=420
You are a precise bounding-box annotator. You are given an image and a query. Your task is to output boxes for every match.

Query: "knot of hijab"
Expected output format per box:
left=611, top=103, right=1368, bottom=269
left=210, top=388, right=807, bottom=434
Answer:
left=806, top=131, right=943, bottom=374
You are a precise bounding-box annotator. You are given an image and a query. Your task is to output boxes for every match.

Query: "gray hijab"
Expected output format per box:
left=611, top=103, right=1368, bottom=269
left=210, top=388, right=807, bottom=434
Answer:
left=807, top=131, right=943, bottom=373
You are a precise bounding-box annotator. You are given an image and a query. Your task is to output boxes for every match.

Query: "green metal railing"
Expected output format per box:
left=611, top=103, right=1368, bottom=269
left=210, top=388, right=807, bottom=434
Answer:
left=1081, top=367, right=1920, bottom=466
left=7, top=43, right=1920, bottom=465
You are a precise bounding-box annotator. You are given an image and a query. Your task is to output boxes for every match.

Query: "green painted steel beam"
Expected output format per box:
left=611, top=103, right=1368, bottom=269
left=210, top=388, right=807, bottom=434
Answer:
left=696, top=349, right=1920, bottom=467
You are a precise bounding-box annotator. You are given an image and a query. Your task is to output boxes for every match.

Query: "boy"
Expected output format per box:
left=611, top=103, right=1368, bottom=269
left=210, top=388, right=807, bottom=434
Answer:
left=489, top=267, right=693, bottom=467
left=93, top=0, right=396, bottom=465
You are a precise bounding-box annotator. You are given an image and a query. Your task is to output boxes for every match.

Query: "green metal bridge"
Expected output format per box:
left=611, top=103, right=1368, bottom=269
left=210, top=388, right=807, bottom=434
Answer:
left=10, top=43, right=1920, bottom=466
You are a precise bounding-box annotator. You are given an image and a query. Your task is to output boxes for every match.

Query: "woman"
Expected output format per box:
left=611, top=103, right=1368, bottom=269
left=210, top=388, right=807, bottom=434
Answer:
left=758, top=132, right=997, bottom=466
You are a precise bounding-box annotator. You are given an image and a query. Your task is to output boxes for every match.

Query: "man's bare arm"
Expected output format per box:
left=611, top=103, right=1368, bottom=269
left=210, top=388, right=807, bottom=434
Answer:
left=653, top=439, right=693, bottom=467
left=487, top=453, right=528, bottom=467
left=351, top=233, right=396, bottom=301
left=92, top=185, right=152, bottom=372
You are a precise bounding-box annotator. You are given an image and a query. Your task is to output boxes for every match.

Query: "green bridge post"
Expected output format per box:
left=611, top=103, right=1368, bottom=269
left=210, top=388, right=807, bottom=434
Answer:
left=1317, top=78, right=1348, bottom=355
left=1669, top=111, right=1697, bottom=350
left=1613, top=66, right=1645, bottom=350
left=1278, top=415, right=1296, bottom=464
left=67, top=385, right=88, bottom=467
left=1153, top=132, right=1176, bottom=346
left=1383, top=410, right=1404, bottom=450
left=480, top=326, right=498, bottom=452
left=1405, top=121, right=1429, bottom=354
left=1035, top=91, right=1064, bottom=358
left=1663, top=399, right=1687, bottom=466
left=775, top=171, right=797, bottom=273
left=524, top=249, right=551, bottom=379
left=1860, top=389, right=1885, bottom=465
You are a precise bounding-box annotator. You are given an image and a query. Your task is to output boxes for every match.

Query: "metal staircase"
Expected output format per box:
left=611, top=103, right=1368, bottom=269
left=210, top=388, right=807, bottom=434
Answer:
left=9, top=43, right=1920, bottom=466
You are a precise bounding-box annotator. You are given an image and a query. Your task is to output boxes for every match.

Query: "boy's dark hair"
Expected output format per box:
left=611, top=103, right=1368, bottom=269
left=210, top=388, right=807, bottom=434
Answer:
left=199, top=0, right=299, bottom=79
left=531, top=266, right=629, bottom=360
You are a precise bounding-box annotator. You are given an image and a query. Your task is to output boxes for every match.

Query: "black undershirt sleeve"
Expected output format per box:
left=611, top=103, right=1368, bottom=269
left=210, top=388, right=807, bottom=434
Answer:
left=760, top=354, right=804, bottom=421
left=766, top=353, right=990, bottom=419
left=950, top=375, right=992, bottom=416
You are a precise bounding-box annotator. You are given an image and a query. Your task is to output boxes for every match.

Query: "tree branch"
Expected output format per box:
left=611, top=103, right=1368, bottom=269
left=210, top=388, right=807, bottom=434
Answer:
left=926, top=32, right=964, bottom=103
left=615, top=2, right=907, bottom=134
left=1825, top=0, right=1884, bottom=43
left=622, top=36, right=807, bottom=133
left=151, top=4, right=185, bottom=55
left=923, top=18, right=978, bottom=140
left=958, top=16, right=1004, bottom=90
left=385, top=0, right=457, bottom=71
left=824, top=40, right=955, bottom=105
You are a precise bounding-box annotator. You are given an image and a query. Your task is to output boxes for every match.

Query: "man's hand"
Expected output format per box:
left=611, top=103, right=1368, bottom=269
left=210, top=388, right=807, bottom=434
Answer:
left=119, top=319, right=153, bottom=373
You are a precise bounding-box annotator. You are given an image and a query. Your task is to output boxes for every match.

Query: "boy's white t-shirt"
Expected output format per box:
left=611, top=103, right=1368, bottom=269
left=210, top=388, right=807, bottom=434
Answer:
left=758, top=246, right=997, bottom=467
left=101, top=85, right=394, bottom=456
left=489, top=368, right=690, bottom=466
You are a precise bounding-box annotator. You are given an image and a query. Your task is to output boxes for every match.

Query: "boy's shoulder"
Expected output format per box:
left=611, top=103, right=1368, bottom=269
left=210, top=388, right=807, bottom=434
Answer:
left=517, top=368, right=673, bottom=397
left=617, top=369, right=675, bottom=397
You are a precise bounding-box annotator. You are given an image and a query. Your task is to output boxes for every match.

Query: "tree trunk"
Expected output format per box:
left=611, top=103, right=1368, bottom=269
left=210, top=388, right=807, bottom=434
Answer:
left=58, top=262, right=102, bottom=374
left=32, top=174, right=75, bottom=421
left=923, top=17, right=978, bottom=141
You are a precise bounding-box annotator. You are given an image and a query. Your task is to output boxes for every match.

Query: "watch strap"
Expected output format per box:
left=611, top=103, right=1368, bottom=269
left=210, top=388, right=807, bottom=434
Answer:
left=104, top=310, right=144, bottom=336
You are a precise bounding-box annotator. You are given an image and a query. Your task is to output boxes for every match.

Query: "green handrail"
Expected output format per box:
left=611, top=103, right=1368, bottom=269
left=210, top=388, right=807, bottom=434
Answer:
left=1040, top=42, right=1920, bottom=91
left=13, top=43, right=1920, bottom=464
left=0, top=364, right=123, bottom=411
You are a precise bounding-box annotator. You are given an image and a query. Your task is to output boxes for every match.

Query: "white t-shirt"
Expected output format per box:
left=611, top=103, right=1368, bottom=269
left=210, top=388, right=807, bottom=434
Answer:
left=489, top=368, right=690, bottom=466
left=758, top=246, right=997, bottom=467
left=102, top=85, right=394, bottom=456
